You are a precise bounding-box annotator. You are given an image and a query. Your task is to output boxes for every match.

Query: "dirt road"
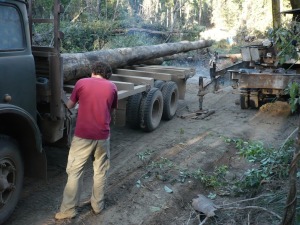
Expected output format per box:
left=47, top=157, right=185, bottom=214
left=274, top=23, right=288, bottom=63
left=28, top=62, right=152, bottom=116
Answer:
left=4, top=69, right=298, bottom=225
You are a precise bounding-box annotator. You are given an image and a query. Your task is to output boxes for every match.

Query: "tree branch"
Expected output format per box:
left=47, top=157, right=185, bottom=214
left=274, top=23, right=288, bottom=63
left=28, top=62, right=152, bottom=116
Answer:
left=218, top=206, right=282, bottom=220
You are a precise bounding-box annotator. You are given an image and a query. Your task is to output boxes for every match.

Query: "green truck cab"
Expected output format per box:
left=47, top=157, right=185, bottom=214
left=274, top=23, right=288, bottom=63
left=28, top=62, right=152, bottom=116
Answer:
left=0, top=0, right=67, bottom=222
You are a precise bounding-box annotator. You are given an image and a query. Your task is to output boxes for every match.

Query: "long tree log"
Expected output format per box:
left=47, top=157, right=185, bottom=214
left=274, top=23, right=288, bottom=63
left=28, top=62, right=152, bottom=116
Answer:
left=138, top=53, right=196, bottom=65
left=62, top=40, right=213, bottom=82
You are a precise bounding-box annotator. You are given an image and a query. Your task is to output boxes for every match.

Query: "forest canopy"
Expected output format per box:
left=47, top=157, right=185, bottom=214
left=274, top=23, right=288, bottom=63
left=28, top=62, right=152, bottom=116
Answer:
left=31, top=0, right=298, bottom=53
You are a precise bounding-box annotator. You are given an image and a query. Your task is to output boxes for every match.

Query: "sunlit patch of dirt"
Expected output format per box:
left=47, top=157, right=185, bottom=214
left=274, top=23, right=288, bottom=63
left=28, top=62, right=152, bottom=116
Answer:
left=259, top=101, right=291, bottom=117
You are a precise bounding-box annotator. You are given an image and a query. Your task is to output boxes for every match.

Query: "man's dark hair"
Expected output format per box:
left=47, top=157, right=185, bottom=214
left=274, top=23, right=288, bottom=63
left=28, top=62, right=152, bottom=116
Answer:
left=91, top=62, right=112, bottom=79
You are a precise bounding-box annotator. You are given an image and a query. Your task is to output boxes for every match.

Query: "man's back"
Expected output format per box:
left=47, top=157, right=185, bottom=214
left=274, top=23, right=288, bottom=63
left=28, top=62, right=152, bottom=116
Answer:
left=71, top=77, right=118, bottom=140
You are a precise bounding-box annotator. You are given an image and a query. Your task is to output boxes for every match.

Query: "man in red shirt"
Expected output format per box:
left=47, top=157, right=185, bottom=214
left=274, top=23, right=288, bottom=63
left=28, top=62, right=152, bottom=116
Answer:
left=55, top=62, right=118, bottom=220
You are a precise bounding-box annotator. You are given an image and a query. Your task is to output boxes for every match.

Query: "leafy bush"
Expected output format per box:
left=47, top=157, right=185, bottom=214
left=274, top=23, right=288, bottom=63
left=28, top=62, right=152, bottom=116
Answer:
left=267, top=26, right=300, bottom=65
left=228, top=138, right=294, bottom=190
left=61, top=20, right=118, bottom=52
left=104, top=33, right=162, bottom=49
left=285, top=82, right=300, bottom=113
left=181, top=25, right=206, bottom=41
left=191, top=166, right=228, bottom=188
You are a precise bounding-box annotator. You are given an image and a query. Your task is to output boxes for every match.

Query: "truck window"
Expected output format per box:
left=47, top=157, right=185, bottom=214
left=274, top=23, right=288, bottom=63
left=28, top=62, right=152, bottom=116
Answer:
left=0, top=4, right=25, bottom=51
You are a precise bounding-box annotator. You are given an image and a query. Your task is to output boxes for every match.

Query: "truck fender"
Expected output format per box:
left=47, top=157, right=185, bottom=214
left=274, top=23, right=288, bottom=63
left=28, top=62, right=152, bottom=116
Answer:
left=0, top=104, right=46, bottom=179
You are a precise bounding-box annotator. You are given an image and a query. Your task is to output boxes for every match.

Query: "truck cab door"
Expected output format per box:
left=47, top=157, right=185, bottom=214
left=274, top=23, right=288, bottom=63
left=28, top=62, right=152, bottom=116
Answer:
left=0, top=2, right=36, bottom=120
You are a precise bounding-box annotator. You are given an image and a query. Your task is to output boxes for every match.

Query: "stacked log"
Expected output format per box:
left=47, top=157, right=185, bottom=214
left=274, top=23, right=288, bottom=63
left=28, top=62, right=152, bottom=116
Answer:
left=62, top=40, right=213, bottom=82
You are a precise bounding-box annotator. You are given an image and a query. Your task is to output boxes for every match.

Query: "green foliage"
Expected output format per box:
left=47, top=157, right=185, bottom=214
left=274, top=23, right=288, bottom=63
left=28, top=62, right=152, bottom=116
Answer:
left=234, top=139, right=267, bottom=162
left=32, top=0, right=294, bottom=54
left=181, top=25, right=206, bottom=41
left=136, top=149, right=153, bottom=161
left=221, top=135, right=294, bottom=193
left=211, top=39, right=241, bottom=55
left=191, top=166, right=228, bottom=188
left=137, top=136, right=294, bottom=196
left=32, top=23, right=54, bottom=46
left=32, top=0, right=295, bottom=54
left=31, top=0, right=56, bottom=18
left=285, top=82, right=300, bottom=113
left=148, top=157, right=174, bottom=170
left=106, top=33, right=162, bottom=49
left=200, top=1, right=213, bottom=27
left=212, top=39, right=232, bottom=51
left=268, top=27, right=300, bottom=65
left=227, top=138, right=294, bottom=190
left=140, top=22, right=168, bottom=32
left=212, top=0, right=241, bottom=30
left=61, top=20, right=118, bottom=52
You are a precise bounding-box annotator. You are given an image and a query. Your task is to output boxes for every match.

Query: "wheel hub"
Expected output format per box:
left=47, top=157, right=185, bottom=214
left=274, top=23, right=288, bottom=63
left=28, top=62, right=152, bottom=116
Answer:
left=0, top=160, right=15, bottom=206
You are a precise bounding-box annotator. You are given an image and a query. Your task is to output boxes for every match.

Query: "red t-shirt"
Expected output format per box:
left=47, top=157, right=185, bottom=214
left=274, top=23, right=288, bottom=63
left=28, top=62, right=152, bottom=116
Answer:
left=70, top=77, right=118, bottom=140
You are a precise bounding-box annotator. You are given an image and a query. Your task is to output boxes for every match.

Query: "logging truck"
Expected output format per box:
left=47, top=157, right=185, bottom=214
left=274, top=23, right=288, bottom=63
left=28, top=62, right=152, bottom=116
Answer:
left=0, top=0, right=213, bottom=222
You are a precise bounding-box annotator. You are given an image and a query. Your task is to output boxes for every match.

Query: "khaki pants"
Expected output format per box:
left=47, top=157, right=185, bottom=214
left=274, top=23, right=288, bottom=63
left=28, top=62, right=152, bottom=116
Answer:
left=59, top=136, right=110, bottom=214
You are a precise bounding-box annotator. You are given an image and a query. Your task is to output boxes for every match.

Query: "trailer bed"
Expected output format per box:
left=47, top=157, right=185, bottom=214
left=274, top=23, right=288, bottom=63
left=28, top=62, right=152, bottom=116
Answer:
left=230, top=69, right=300, bottom=90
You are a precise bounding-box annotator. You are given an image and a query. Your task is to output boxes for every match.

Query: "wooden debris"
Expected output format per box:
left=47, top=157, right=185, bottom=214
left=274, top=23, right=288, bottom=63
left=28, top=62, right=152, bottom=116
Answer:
left=197, top=110, right=215, bottom=120
left=180, top=109, right=215, bottom=119
left=180, top=110, right=208, bottom=119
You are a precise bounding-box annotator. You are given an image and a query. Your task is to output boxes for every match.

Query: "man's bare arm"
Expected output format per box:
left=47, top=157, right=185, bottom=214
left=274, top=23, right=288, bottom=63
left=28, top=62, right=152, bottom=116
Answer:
left=67, top=99, right=76, bottom=109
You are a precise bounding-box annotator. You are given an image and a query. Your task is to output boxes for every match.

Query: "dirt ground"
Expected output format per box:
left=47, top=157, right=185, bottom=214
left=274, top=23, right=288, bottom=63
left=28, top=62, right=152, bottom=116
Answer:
left=4, top=62, right=299, bottom=225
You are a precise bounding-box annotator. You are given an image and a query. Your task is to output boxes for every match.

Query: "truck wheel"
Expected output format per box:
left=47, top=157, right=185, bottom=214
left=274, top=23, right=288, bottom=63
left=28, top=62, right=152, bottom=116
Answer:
left=0, top=136, right=23, bottom=224
left=240, top=94, right=249, bottom=109
left=126, top=93, right=142, bottom=129
left=162, top=81, right=179, bottom=120
left=154, top=80, right=166, bottom=91
left=140, top=88, right=163, bottom=132
left=249, top=90, right=259, bottom=109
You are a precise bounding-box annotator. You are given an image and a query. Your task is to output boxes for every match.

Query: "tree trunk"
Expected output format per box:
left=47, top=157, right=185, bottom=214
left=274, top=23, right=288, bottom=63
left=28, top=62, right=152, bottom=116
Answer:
left=281, top=118, right=300, bottom=225
left=113, top=0, right=119, bottom=20
left=290, top=0, right=300, bottom=21
left=62, top=40, right=213, bottom=82
left=272, top=0, right=281, bottom=29
left=198, top=0, right=202, bottom=25
left=97, top=0, right=102, bottom=18
left=281, top=125, right=300, bottom=225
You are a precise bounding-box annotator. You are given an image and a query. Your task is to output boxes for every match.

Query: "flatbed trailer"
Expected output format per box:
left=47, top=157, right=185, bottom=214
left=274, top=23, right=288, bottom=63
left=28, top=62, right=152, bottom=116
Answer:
left=64, top=65, right=195, bottom=130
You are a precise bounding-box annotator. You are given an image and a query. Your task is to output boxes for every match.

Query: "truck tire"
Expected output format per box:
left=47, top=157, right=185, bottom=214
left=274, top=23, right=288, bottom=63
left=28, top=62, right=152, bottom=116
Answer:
left=240, top=94, right=249, bottom=109
left=0, top=136, right=23, bottom=224
left=154, top=80, right=166, bottom=91
left=161, top=81, right=179, bottom=120
left=126, top=93, right=142, bottom=129
left=140, top=88, right=163, bottom=132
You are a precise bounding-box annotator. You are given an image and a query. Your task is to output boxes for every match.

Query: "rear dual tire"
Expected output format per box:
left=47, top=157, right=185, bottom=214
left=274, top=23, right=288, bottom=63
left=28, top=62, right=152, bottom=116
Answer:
left=140, top=88, right=163, bottom=132
left=240, top=94, right=249, bottom=109
left=126, top=93, right=143, bottom=129
left=126, top=81, right=179, bottom=131
left=161, top=81, right=179, bottom=120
